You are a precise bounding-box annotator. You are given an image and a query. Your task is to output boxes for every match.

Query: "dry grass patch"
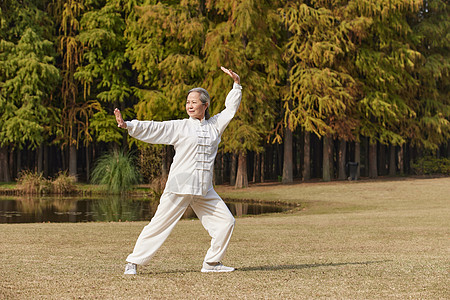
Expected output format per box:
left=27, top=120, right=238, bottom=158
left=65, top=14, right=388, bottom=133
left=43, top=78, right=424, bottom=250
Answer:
left=1, top=177, right=449, bottom=299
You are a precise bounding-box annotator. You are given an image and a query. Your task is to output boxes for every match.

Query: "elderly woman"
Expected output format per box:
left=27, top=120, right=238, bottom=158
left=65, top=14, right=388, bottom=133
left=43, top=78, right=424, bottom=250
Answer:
left=114, top=67, right=241, bottom=274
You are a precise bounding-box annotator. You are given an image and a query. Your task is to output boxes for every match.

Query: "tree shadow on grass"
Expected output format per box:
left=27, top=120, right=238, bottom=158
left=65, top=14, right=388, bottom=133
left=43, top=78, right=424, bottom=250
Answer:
left=237, top=260, right=392, bottom=272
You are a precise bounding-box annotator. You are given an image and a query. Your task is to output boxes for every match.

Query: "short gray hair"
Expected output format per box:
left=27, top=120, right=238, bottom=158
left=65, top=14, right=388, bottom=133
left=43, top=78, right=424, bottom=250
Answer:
left=187, top=87, right=211, bottom=119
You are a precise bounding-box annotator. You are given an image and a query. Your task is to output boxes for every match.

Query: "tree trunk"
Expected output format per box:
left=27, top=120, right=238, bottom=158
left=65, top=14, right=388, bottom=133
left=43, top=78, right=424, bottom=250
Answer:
left=302, top=131, right=311, bottom=181
left=28, top=149, right=33, bottom=171
left=0, top=146, right=11, bottom=182
left=252, top=152, right=256, bottom=183
left=69, top=144, right=77, bottom=181
left=355, top=141, right=361, bottom=179
left=43, top=145, right=49, bottom=177
left=230, top=153, right=237, bottom=186
left=235, top=151, right=248, bottom=188
left=338, top=139, right=347, bottom=180
left=378, top=144, right=387, bottom=176
left=17, top=150, right=22, bottom=177
left=267, top=146, right=273, bottom=179
left=260, top=152, right=265, bottom=183
left=389, top=145, right=396, bottom=176
left=276, top=143, right=283, bottom=179
left=282, top=126, right=293, bottom=183
left=220, top=152, right=225, bottom=184
left=322, top=134, right=332, bottom=182
left=313, top=134, right=322, bottom=178
left=398, top=145, right=404, bottom=175
left=253, top=153, right=261, bottom=183
left=405, top=143, right=411, bottom=174
left=86, top=145, right=90, bottom=182
left=37, top=144, right=43, bottom=173
left=214, top=151, right=223, bottom=185
left=9, top=150, right=15, bottom=180
left=296, top=131, right=302, bottom=178
left=161, top=146, right=168, bottom=178
left=368, top=141, right=378, bottom=178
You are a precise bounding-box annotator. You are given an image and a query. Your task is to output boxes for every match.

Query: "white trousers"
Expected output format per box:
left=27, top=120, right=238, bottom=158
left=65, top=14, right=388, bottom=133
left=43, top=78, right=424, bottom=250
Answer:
left=126, top=189, right=235, bottom=266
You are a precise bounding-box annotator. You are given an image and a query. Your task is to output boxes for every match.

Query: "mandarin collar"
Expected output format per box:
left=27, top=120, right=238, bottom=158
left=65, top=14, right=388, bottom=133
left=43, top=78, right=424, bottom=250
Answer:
left=189, top=116, right=207, bottom=125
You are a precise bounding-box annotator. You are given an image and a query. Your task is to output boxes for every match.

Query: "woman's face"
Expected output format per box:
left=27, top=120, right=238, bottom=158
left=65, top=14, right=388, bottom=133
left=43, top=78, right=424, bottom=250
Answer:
left=186, top=92, right=208, bottom=120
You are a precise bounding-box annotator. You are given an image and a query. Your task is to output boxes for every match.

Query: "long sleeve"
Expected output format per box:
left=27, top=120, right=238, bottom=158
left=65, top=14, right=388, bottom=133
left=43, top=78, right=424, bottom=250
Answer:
left=211, top=83, right=242, bottom=135
left=125, top=119, right=181, bottom=145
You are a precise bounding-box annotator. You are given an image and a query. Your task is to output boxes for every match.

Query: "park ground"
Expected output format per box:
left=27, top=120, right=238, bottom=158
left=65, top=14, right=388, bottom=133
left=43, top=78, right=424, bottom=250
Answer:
left=0, top=177, right=449, bottom=299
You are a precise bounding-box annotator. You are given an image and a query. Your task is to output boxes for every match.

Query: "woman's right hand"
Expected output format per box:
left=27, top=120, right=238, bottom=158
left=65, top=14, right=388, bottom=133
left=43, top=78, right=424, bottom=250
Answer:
left=221, top=66, right=240, bottom=85
left=114, top=108, right=127, bottom=129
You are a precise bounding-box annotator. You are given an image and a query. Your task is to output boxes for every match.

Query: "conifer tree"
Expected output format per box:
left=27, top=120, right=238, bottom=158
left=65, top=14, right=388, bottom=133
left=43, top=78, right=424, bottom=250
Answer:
left=280, top=1, right=359, bottom=181
left=76, top=0, right=131, bottom=147
left=126, top=0, right=206, bottom=123
left=410, top=0, right=450, bottom=151
left=51, top=0, right=94, bottom=179
left=352, top=0, right=422, bottom=177
left=204, top=0, right=282, bottom=188
left=0, top=1, right=60, bottom=180
left=125, top=0, right=207, bottom=177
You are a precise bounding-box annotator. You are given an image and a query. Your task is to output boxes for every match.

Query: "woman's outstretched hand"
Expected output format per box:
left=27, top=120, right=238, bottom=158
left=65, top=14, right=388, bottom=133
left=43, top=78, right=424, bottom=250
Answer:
left=221, top=66, right=240, bottom=85
left=114, top=108, right=127, bottom=129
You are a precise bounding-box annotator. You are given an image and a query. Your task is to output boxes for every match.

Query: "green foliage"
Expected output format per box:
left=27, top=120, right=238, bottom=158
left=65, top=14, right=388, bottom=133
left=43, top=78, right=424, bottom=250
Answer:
left=90, top=150, right=140, bottom=194
left=0, top=0, right=449, bottom=181
left=0, top=26, right=60, bottom=149
left=89, top=108, right=126, bottom=144
left=280, top=1, right=358, bottom=140
left=126, top=1, right=206, bottom=122
left=409, top=0, right=450, bottom=150
left=204, top=0, right=282, bottom=153
left=411, top=156, right=450, bottom=175
left=51, top=0, right=101, bottom=151
left=352, top=0, right=423, bottom=145
left=76, top=0, right=132, bottom=105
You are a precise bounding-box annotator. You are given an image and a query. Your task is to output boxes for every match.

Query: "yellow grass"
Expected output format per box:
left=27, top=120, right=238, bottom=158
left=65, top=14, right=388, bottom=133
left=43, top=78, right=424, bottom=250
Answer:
left=1, top=177, right=449, bottom=299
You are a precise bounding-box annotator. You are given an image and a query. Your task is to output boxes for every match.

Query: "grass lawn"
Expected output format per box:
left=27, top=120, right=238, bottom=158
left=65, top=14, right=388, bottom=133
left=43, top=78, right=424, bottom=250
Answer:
left=1, top=177, right=449, bottom=299
left=0, top=182, right=17, bottom=190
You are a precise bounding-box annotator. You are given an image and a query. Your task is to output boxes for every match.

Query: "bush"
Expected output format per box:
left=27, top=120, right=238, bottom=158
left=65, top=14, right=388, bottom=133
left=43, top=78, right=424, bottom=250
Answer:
left=411, top=156, right=450, bottom=175
left=52, top=172, right=77, bottom=194
left=90, top=150, right=140, bottom=194
left=17, top=171, right=51, bottom=195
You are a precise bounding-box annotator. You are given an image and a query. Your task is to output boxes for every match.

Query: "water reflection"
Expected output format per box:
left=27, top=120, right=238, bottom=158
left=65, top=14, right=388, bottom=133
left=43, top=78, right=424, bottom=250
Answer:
left=0, top=196, right=292, bottom=223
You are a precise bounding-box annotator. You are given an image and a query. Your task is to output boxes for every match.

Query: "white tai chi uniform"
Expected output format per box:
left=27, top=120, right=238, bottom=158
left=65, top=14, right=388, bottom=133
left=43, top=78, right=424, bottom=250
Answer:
left=125, top=83, right=242, bottom=266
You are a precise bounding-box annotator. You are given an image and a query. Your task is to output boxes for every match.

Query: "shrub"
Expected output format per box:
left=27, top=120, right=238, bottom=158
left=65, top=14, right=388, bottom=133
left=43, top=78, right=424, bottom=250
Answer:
left=52, top=172, right=77, bottom=194
left=411, top=156, right=450, bottom=175
left=17, top=171, right=51, bottom=195
left=90, top=150, right=140, bottom=194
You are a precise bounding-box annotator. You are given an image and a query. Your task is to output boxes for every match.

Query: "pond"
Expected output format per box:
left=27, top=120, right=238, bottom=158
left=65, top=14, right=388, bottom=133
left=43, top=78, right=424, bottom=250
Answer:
left=0, top=195, right=294, bottom=223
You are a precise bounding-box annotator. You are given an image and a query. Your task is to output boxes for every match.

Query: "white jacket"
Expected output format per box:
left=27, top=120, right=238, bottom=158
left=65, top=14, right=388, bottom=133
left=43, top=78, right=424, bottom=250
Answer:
left=126, top=83, right=242, bottom=196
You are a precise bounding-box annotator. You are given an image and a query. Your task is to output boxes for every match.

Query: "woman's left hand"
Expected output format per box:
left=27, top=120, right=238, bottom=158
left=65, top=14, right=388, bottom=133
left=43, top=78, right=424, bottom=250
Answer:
left=221, top=66, right=240, bottom=85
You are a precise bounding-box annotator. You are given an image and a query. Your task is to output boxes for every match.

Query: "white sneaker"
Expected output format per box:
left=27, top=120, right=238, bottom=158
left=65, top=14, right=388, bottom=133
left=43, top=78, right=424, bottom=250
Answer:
left=201, top=262, right=235, bottom=273
left=124, top=262, right=137, bottom=275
